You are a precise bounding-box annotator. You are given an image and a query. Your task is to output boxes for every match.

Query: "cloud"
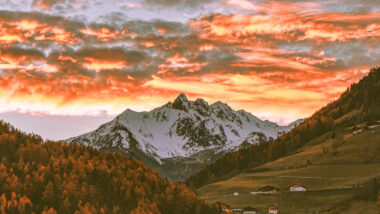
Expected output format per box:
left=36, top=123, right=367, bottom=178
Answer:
left=0, top=46, right=44, bottom=61
left=143, top=0, right=214, bottom=9
left=32, top=0, right=67, bottom=10
left=31, top=0, right=214, bottom=11
left=0, top=2, right=379, bottom=124
left=122, top=19, right=189, bottom=36
left=0, top=10, right=84, bottom=47
left=191, top=12, right=380, bottom=43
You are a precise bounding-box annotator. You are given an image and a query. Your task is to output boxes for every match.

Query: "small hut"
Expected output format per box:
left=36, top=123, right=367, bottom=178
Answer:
left=213, top=201, right=231, bottom=213
left=267, top=205, right=279, bottom=214
left=289, top=184, right=307, bottom=192
left=258, top=185, right=279, bottom=194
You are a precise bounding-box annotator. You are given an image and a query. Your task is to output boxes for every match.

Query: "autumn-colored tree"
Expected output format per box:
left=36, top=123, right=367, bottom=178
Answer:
left=0, top=120, right=220, bottom=214
left=186, top=67, right=380, bottom=188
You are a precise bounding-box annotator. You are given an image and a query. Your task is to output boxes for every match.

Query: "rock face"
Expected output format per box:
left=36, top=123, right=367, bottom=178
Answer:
left=67, top=94, right=303, bottom=180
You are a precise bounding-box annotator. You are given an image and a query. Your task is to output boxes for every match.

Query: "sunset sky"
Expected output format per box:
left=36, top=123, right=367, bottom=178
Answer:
left=0, top=0, right=379, bottom=140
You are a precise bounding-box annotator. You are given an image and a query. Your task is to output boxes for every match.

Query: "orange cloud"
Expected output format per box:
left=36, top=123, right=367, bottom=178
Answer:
left=0, top=8, right=378, bottom=125
left=0, top=47, right=57, bottom=72
left=141, top=41, right=155, bottom=48
left=83, top=58, right=127, bottom=72
left=199, top=44, right=215, bottom=51
left=142, top=72, right=343, bottom=123
left=157, top=54, right=206, bottom=74
left=0, top=17, right=79, bottom=45
left=190, top=12, right=380, bottom=43
left=80, top=27, right=128, bottom=42
left=157, top=28, right=166, bottom=35
left=32, top=0, right=66, bottom=10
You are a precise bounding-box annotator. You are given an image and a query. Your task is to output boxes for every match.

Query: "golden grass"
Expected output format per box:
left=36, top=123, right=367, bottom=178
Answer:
left=197, top=126, right=380, bottom=213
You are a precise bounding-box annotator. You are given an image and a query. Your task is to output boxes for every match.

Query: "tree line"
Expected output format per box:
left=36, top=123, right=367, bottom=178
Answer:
left=0, top=121, right=221, bottom=214
left=186, top=67, right=380, bottom=188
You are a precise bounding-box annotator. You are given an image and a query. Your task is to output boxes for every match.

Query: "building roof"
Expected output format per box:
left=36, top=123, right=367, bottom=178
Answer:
left=366, top=121, right=380, bottom=126
left=259, top=185, right=279, bottom=191
left=289, top=184, right=307, bottom=188
left=213, top=201, right=230, bottom=208
left=244, top=206, right=257, bottom=211
left=268, top=205, right=279, bottom=210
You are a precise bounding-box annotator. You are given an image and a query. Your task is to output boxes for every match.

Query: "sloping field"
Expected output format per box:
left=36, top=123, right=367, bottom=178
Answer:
left=197, top=125, right=380, bottom=213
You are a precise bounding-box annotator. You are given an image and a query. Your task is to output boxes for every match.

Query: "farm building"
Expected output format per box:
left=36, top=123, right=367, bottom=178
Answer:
left=213, top=201, right=231, bottom=213
left=258, top=185, right=280, bottom=194
left=267, top=205, right=279, bottom=214
left=243, top=206, right=257, bottom=214
left=352, top=126, right=362, bottom=135
left=289, top=184, right=307, bottom=192
left=231, top=208, right=243, bottom=213
left=366, top=121, right=380, bottom=129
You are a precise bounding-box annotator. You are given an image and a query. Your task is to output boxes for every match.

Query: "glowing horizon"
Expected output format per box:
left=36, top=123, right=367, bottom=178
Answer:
left=0, top=0, right=379, bottom=139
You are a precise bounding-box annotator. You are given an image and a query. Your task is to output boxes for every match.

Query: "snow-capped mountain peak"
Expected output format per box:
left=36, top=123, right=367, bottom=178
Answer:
left=67, top=94, right=303, bottom=163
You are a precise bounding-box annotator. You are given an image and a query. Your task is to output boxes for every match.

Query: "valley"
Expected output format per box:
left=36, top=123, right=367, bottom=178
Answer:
left=197, top=123, right=380, bottom=213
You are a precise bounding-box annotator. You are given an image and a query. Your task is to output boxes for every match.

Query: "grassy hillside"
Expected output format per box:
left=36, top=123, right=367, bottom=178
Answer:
left=186, top=67, right=380, bottom=188
left=196, top=123, right=380, bottom=213
left=0, top=121, right=221, bottom=214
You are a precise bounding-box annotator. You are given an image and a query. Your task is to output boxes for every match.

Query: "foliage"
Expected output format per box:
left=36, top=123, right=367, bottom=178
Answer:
left=0, top=121, right=220, bottom=214
left=186, top=67, right=380, bottom=188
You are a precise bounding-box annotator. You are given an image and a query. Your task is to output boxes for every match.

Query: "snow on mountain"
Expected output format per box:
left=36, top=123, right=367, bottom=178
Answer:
left=67, top=94, right=303, bottom=162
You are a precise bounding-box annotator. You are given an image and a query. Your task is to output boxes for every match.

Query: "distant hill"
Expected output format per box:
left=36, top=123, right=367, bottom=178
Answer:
left=0, top=121, right=220, bottom=214
left=196, top=120, right=380, bottom=213
left=67, top=94, right=301, bottom=180
left=186, top=67, right=380, bottom=188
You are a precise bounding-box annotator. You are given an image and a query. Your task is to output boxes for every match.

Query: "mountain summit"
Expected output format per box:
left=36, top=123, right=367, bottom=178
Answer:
left=67, top=94, right=302, bottom=179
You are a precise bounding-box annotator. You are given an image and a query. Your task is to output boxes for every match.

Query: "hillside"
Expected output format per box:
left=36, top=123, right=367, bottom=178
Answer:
left=0, top=121, right=220, bottom=214
left=196, top=121, right=380, bottom=213
left=67, top=94, right=302, bottom=180
left=186, top=67, right=380, bottom=188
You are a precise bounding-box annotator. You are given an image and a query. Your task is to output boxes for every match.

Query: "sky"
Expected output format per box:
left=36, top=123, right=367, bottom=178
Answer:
left=0, top=0, right=379, bottom=140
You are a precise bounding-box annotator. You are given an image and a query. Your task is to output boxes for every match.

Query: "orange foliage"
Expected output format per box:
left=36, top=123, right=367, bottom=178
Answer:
left=0, top=121, right=221, bottom=214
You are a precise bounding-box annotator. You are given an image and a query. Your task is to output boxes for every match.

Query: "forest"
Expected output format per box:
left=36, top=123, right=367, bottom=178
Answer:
left=0, top=121, right=221, bottom=214
left=1, top=67, right=379, bottom=213
left=186, top=67, right=380, bottom=188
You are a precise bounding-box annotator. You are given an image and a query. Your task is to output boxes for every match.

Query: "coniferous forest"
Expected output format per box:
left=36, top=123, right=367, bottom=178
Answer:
left=0, top=121, right=221, bottom=214
left=186, top=67, right=380, bottom=188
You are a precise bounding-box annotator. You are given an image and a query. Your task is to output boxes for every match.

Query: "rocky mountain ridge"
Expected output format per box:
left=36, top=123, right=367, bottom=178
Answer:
left=67, top=94, right=303, bottom=179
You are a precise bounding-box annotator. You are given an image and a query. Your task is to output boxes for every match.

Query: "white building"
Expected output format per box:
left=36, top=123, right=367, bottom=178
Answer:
left=268, top=205, right=279, bottom=214
left=289, top=184, right=307, bottom=192
left=231, top=208, right=242, bottom=213
left=258, top=186, right=279, bottom=194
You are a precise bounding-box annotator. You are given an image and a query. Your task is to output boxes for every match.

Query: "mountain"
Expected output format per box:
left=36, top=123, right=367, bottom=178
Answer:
left=185, top=67, right=380, bottom=188
left=0, top=120, right=221, bottom=214
left=67, top=94, right=303, bottom=180
left=196, top=118, right=380, bottom=213
left=192, top=67, right=380, bottom=213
